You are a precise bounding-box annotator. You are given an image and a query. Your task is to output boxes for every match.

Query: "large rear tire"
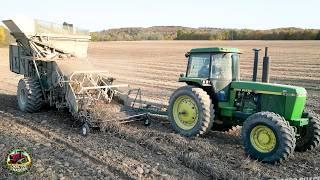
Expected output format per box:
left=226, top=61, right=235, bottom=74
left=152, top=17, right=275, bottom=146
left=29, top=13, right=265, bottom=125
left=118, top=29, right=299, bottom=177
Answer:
left=296, top=113, right=320, bottom=151
left=241, top=112, right=296, bottom=163
left=168, top=86, right=214, bottom=137
left=17, top=78, right=43, bottom=113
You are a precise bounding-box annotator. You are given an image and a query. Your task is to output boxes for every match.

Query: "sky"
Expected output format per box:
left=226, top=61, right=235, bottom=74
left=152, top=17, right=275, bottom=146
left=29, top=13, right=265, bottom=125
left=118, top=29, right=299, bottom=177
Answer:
left=0, top=0, right=319, bottom=31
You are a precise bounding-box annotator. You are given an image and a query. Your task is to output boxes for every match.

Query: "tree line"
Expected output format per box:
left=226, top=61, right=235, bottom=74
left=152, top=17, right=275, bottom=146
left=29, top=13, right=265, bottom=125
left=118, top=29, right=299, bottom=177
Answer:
left=92, top=27, right=320, bottom=41
left=0, top=26, right=10, bottom=47
left=1, top=25, right=320, bottom=45
left=91, top=26, right=179, bottom=41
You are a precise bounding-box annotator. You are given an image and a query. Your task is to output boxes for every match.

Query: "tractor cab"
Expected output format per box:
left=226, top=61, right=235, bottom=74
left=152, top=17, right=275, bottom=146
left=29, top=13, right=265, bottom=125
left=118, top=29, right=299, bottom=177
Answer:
left=180, top=47, right=240, bottom=101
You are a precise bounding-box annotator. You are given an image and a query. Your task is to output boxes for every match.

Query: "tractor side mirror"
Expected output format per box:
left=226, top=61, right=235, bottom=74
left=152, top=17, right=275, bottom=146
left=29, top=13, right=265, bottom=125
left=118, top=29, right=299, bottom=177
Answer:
left=185, top=53, right=190, bottom=58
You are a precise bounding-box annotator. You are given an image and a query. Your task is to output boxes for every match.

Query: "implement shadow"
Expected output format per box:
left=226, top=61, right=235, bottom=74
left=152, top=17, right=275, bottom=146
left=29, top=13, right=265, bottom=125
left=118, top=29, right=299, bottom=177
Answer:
left=0, top=93, right=76, bottom=131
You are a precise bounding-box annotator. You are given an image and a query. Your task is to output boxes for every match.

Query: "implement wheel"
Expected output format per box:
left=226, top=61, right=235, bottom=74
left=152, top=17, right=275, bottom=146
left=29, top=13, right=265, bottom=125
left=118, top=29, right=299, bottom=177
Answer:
left=17, top=78, right=43, bottom=113
left=241, top=112, right=296, bottom=163
left=168, top=86, right=214, bottom=137
left=296, top=113, right=320, bottom=151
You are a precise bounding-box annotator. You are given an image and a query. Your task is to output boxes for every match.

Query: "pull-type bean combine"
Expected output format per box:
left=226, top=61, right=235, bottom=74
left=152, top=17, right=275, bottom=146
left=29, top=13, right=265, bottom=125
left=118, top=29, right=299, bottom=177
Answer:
left=3, top=18, right=151, bottom=136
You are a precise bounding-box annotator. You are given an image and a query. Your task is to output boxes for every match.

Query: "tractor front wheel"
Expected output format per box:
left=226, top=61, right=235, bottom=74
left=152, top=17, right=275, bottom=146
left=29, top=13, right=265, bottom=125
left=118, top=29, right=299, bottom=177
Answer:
left=296, top=114, right=320, bottom=151
left=241, top=112, right=296, bottom=163
left=168, top=86, right=214, bottom=137
left=17, top=78, right=43, bottom=113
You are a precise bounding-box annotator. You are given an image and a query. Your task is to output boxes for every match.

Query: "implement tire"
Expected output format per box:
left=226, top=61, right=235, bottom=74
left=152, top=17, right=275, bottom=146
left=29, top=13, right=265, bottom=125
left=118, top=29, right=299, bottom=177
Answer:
left=17, top=78, right=43, bottom=113
left=296, top=114, right=320, bottom=152
left=168, top=86, right=214, bottom=137
left=241, top=112, right=296, bottom=163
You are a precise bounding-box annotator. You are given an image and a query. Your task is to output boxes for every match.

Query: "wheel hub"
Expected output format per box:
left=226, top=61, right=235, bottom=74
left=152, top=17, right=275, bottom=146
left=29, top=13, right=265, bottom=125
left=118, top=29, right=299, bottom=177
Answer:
left=173, top=95, right=198, bottom=130
left=82, top=127, right=87, bottom=134
left=250, top=125, right=277, bottom=153
left=19, top=88, right=27, bottom=106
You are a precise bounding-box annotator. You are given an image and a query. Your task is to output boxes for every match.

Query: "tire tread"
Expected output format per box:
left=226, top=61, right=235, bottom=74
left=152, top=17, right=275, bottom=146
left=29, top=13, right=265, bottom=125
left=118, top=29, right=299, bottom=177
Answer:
left=168, top=85, right=215, bottom=136
left=241, top=111, right=296, bottom=163
left=17, top=78, right=43, bottom=113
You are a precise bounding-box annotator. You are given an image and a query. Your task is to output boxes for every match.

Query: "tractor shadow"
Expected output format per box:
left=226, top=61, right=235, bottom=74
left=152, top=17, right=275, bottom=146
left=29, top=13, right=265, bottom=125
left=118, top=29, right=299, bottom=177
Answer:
left=204, top=130, right=242, bottom=146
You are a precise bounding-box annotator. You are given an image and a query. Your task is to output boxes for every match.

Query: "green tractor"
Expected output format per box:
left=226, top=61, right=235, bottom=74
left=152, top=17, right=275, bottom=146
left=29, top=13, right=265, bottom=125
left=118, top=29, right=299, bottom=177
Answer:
left=168, top=47, right=320, bottom=163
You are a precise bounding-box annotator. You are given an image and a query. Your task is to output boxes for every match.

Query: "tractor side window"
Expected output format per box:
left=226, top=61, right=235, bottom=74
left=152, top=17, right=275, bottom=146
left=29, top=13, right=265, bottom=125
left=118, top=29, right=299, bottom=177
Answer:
left=187, top=54, right=210, bottom=78
left=232, top=54, right=240, bottom=81
left=211, top=53, right=232, bottom=81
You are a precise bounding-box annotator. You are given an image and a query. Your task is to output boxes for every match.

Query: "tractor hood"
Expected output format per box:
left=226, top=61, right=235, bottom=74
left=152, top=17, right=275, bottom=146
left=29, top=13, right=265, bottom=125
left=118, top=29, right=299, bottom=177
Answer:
left=231, top=81, right=307, bottom=97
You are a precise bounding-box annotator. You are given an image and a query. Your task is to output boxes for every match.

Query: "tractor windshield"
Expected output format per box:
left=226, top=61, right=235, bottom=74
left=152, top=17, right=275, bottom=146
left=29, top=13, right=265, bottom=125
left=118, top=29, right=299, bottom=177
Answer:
left=187, top=54, right=210, bottom=78
left=186, top=53, right=239, bottom=80
left=211, top=53, right=233, bottom=81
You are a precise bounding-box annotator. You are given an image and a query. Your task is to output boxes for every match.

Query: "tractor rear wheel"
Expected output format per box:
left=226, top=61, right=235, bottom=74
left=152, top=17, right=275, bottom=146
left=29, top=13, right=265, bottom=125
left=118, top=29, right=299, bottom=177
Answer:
left=296, top=114, right=320, bottom=151
left=168, top=86, right=214, bottom=137
left=17, top=78, right=43, bottom=113
left=241, top=112, right=296, bottom=163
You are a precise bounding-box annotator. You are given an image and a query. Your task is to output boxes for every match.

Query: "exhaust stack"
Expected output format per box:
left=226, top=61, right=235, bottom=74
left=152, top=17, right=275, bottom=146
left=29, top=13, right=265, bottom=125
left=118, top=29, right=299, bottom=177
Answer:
left=262, top=47, right=270, bottom=83
left=252, top=48, right=261, bottom=82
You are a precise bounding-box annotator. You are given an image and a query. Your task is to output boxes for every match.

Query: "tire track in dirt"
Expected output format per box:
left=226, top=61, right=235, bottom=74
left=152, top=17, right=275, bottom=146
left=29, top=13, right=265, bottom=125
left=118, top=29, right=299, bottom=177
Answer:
left=92, top=61, right=185, bottom=73
left=91, top=57, right=186, bottom=67
left=0, top=94, right=205, bottom=179
left=241, top=64, right=320, bottom=71
left=0, top=111, right=132, bottom=179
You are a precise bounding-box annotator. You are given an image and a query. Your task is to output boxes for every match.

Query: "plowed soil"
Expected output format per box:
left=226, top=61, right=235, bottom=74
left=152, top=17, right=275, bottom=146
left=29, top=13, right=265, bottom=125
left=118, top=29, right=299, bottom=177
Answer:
left=0, top=41, right=319, bottom=179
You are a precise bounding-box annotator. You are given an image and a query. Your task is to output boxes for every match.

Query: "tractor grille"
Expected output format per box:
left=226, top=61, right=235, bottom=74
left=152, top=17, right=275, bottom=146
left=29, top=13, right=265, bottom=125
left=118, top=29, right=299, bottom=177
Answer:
left=260, top=94, right=286, bottom=116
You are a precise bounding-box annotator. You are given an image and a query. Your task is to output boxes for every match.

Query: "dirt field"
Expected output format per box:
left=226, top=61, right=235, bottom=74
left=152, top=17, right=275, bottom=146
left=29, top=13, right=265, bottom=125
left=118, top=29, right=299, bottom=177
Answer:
left=0, top=41, right=319, bottom=179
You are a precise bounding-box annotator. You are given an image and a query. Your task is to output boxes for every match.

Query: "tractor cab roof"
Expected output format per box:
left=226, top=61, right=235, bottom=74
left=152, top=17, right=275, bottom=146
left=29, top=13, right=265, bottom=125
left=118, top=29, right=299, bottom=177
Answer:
left=189, top=47, right=240, bottom=54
